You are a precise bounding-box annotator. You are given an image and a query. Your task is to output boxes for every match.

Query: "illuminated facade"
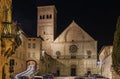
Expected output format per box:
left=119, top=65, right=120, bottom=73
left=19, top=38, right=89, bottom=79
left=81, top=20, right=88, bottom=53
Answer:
left=37, top=5, right=98, bottom=76
left=26, top=37, right=42, bottom=71
left=37, top=5, right=57, bottom=56
left=0, top=0, right=22, bottom=79
left=99, top=46, right=120, bottom=79
left=0, top=0, right=12, bottom=35
left=9, top=33, right=43, bottom=77
left=10, top=31, right=27, bottom=76
left=99, top=46, right=113, bottom=79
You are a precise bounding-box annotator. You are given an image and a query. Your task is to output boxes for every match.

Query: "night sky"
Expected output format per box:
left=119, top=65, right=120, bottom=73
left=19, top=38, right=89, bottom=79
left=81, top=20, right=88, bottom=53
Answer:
left=12, top=0, right=120, bottom=51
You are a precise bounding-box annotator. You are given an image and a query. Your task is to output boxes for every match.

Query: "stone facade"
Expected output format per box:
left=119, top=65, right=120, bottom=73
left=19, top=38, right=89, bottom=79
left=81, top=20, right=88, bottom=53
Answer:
left=37, top=5, right=98, bottom=76
left=37, top=5, right=57, bottom=56
left=0, top=0, right=22, bottom=79
left=99, top=45, right=113, bottom=79
left=99, top=45, right=120, bottom=79
left=26, top=37, right=42, bottom=70
left=10, top=32, right=27, bottom=76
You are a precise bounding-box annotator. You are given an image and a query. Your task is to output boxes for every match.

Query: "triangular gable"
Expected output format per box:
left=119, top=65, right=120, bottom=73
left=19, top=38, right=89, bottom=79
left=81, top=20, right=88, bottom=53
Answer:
left=54, top=20, right=95, bottom=42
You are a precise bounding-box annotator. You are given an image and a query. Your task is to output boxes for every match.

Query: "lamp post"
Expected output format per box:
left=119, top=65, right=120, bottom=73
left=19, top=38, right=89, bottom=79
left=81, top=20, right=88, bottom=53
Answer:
left=40, top=50, right=45, bottom=75
left=41, top=50, right=45, bottom=57
left=97, top=60, right=102, bottom=75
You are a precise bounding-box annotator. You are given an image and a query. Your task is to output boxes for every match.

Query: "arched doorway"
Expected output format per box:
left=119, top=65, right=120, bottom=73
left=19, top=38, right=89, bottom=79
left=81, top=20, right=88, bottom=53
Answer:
left=70, top=64, right=76, bottom=76
left=87, top=68, right=91, bottom=75
left=26, top=60, right=37, bottom=70
left=56, top=67, right=60, bottom=76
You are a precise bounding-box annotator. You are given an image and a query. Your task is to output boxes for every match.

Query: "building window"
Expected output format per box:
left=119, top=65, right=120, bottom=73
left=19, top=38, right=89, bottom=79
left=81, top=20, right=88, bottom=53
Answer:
left=44, top=31, right=45, bottom=34
left=28, top=43, right=31, bottom=48
left=46, top=15, right=49, bottom=19
left=69, top=45, right=78, bottom=53
left=56, top=67, right=60, bottom=76
left=71, top=65, right=76, bottom=76
left=46, top=14, right=52, bottom=19
left=32, top=52, right=35, bottom=57
left=28, top=39, right=31, bottom=41
left=71, top=55, right=76, bottom=59
left=56, top=56, right=59, bottom=59
left=87, top=50, right=92, bottom=58
left=10, top=59, right=15, bottom=66
left=33, top=39, right=36, bottom=41
left=72, top=40, right=74, bottom=42
left=43, top=15, right=45, bottom=19
left=33, top=43, right=35, bottom=48
left=40, top=16, right=42, bottom=19
left=49, top=14, right=52, bottom=18
left=28, top=52, right=30, bottom=58
left=56, top=51, right=61, bottom=59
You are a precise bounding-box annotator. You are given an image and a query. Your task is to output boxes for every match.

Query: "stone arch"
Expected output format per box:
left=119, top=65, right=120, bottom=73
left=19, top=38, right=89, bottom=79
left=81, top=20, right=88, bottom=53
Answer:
left=26, top=60, right=37, bottom=70
left=64, top=27, right=72, bottom=42
left=64, top=26, right=84, bottom=42
left=56, top=67, right=60, bottom=76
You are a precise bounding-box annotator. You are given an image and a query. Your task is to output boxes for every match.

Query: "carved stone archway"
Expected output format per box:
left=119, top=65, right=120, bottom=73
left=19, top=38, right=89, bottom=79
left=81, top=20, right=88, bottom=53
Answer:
left=26, top=60, right=37, bottom=70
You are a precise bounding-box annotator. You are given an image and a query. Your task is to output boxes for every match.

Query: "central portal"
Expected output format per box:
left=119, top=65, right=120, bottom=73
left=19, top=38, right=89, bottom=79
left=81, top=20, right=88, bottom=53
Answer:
left=70, top=65, right=76, bottom=76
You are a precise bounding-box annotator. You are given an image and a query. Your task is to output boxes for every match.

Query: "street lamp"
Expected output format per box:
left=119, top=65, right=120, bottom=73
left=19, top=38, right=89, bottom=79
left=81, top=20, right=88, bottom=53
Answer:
left=41, top=50, right=45, bottom=57
left=97, top=60, right=102, bottom=75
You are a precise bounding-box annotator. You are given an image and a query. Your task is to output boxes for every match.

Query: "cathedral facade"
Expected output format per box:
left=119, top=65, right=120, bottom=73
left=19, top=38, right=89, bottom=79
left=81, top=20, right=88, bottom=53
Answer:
left=37, top=5, right=98, bottom=76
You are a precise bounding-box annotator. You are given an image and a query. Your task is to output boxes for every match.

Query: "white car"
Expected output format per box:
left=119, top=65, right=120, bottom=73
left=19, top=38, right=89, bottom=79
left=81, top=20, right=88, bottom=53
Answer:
left=34, top=76, right=43, bottom=79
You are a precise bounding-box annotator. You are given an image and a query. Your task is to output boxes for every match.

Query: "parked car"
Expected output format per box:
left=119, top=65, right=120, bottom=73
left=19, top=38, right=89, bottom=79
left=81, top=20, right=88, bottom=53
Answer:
left=34, top=76, right=43, bottom=79
left=19, top=76, right=29, bottom=79
left=74, top=76, right=85, bottom=79
left=43, top=73, right=54, bottom=79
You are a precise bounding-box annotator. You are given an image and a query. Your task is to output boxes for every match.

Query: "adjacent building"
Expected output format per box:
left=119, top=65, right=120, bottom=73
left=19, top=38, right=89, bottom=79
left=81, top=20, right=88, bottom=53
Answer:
left=10, top=31, right=27, bottom=75
left=99, top=45, right=120, bottom=79
left=99, top=45, right=113, bottom=79
left=26, top=37, right=43, bottom=71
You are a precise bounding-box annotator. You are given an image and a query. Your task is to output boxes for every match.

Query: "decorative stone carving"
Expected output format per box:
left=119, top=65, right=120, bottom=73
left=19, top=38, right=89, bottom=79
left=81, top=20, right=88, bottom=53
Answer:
left=69, top=45, right=78, bottom=53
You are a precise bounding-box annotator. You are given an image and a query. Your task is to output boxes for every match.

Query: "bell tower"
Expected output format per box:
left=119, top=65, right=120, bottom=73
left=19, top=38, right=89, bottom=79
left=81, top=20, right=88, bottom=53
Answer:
left=37, top=5, right=57, bottom=55
left=37, top=5, right=57, bottom=42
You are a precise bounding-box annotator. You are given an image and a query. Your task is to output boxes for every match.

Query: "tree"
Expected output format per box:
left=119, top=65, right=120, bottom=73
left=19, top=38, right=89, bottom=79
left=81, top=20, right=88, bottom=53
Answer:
left=112, top=16, right=120, bottom=76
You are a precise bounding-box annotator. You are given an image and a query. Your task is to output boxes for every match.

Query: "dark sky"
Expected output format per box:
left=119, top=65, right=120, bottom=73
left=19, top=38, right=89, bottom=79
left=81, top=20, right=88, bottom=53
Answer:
left=12, top=0, right=120, bottom=51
